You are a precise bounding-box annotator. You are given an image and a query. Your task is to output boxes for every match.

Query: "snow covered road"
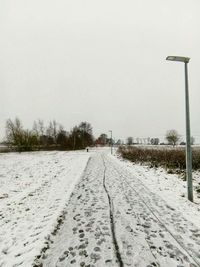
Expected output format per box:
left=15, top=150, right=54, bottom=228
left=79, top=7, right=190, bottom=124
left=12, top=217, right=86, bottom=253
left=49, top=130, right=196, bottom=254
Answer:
left=41, top=152, right=200, bottom=267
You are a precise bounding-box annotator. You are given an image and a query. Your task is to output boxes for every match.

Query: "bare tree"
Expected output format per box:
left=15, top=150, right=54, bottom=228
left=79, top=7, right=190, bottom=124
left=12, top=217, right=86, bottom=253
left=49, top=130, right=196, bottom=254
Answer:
left=78, top=122, right=93, bottom=148
left=32, top=121, right=40, bottom=137
left=52, top=120, right=58, bottom=143
left=6, top=118, right=24, bottom=147
left=95, top=133, right=108, bottom=146
left=46, top=121, right=54, bottom=137
left=127, top=137, right=133, bottom=145
left=6, top=118, right=38, bottom=151
left=38, top=119, right=45, bottom=136
left=58, top=123, right=64, bottom=133
left=150, top=138, right=159, bottom=145
left=166, top=129, right=180, bottom=146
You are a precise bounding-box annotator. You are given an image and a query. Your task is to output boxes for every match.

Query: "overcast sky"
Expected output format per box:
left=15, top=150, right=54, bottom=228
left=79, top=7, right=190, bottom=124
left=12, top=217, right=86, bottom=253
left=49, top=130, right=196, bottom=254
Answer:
left=1, top=0, right=200, bottom=142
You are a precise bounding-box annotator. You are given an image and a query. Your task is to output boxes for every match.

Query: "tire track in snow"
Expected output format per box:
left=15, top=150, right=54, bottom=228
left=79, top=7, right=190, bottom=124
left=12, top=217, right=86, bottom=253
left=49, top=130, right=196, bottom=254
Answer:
left=123, top=177, right=200, bottom=266
left=102, top=155, right=124, bottom=267
left=40, top=153, right=116, bottom=266
left=107, top=155, right=200, bottom=267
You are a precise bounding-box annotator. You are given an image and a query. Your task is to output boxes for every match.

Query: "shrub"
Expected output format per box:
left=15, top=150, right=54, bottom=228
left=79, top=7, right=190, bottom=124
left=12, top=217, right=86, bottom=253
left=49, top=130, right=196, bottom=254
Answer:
left=118, top=146, right=200, bottom=170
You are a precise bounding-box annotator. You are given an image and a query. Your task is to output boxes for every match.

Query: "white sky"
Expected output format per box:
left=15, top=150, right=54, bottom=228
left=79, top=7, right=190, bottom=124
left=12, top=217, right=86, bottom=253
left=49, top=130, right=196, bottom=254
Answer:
left=1, top=0, right=200, bottom=142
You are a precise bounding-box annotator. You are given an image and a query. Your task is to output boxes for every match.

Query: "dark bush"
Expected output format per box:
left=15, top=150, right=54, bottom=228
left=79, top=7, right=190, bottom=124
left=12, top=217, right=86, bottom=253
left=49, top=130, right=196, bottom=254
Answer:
left=118, top=146, right=200, bottom=170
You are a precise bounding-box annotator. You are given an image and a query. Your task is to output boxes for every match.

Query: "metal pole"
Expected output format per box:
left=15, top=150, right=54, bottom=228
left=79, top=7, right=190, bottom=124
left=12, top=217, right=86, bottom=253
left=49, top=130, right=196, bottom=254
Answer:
left=184, top=62, right=193, bottom=202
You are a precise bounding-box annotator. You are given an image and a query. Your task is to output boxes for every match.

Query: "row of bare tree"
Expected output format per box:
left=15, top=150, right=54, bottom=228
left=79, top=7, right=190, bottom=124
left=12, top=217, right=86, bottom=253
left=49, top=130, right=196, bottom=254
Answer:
left=126, top=137, right=160, bottom=145
left=5, top=118, right=94, bottom=151
left=126, top=130, right=195, bottom=146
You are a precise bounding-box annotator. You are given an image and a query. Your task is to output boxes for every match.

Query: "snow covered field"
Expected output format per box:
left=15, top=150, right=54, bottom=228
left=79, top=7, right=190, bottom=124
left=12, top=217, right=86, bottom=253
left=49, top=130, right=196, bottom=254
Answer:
left=0, top=151, right=91, bottom=266
left=0, top=149, right=200, bottom=267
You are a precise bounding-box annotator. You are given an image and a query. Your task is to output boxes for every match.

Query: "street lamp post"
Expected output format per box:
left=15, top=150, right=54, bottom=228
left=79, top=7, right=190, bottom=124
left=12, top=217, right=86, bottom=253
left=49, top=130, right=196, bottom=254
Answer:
left=109, top=130, right=113, bottom=154
left=166, top=56, right=193, bottom=202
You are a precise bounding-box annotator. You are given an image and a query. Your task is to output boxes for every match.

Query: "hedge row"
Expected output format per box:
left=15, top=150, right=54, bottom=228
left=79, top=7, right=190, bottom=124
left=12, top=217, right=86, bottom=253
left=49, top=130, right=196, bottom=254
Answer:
left=118, top=146, right=200, bottom=170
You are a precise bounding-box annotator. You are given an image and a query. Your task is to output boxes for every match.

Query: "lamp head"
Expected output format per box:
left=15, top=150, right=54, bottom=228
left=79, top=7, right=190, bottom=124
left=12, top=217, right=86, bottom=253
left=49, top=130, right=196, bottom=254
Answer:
left=166, top=56, right=190, bottom=63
